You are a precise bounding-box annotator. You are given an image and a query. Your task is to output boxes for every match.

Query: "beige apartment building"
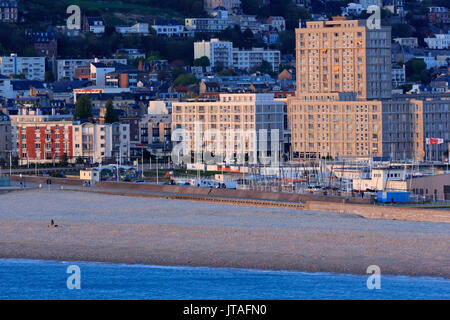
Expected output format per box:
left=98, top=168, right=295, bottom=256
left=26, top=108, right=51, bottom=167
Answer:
left=172, top=93, right=284, bottom=164
left=382, top=96, right=450, bottom=161
left=287, top=93, right=383, bottom=159
left=295, top=18, right=391, bottom=100
left=288, top=17, right=448, bottom=161
left=288, top=92, right=450, bottom=161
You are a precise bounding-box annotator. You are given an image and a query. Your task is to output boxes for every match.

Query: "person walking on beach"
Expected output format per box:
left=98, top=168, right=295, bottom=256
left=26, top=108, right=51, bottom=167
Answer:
left=48, top=219, right=59, bottom=228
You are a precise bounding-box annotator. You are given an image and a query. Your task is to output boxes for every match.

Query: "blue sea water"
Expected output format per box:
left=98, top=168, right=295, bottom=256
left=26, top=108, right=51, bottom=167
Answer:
left=0, top=259, right=449, bottom=300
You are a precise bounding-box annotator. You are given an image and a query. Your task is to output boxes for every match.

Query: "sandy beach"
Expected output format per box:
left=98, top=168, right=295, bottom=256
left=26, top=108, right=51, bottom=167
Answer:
left=0, top=189, right=449, bottom=278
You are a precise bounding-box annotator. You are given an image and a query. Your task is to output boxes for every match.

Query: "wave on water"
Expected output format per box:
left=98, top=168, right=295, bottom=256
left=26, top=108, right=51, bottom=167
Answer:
left=0, top=258, right=449, bottom=282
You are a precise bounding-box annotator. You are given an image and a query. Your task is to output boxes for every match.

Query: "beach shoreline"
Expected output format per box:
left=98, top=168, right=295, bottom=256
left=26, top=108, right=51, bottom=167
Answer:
left=0, top=190, right=449, bottom=278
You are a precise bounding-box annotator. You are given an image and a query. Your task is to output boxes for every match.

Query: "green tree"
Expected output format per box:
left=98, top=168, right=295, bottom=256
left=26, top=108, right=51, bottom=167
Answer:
left=11, top=73, right=26, bottom=79
left=399, top=83, right=413, bottom=93
left=147, top=50, right=162, bottom=62
left=45, top=71, right=55, bottom=82
left=74, top=95, right=93, bottom=121
left=157, top=69, right=171, bottom=82
left=217, top=69, right=236, bottom=76
left=104, top=99, right=119, bottom=124
left=250, top=60, right=273, bottom=75
left=60, top=153, right=68, bottom=166
left=241, top=0, right=260, bottom=15
left=392, top=24, right=413, bottom=38
left=173, top=74, right=199, bottom=86
left=405, top=59, right=431, bottom=84
left=193, top=56, right=210, bottom=67
left=277, top=30, right=295, bottom=54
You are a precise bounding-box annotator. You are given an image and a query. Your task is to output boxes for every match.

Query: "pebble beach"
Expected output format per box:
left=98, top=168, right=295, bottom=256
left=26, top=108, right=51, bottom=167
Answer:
left=0, top=190, right=449, bottom=278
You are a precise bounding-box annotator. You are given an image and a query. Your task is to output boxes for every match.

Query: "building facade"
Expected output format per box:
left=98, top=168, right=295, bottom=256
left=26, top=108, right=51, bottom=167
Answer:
left=115, top=23, right=149, bottom=35
left=151, top=21, right=194, bottom=38
left=72, top=122, right=130, bottom=164
left=194, top=39, right=281, bottom=72
left=27, top=28, right=58, bottom=58
left=185, top=17, right=233, bottom=34
left=287, top=93, right=383, bottom=159
left=0, top=111, right=11, bottom=162
left=194, top=39, right=233, bottom=69
left=0, top=0, right=18, bottom=23
left=382, top=96, right=450, bottom=161
left=266, top=16, right=286, bottom=32
left=172, top=93, right=284, bottom=164
left=392, top=64, right=406, bottom=86
left=295, top=18, right=391, bottom=100
left=56, top=58, right=127, bottom=81
left=139, top=114, right=172, bottom=157
left=84, top=16, right=105, bottom=34
left=424, top=33, right=450, bottom=50
left=393, top=37, right=418, bottom=48
left=0, top=54, right=46, bottom=81
left=428, top=7, right=449, bottom=24
left=11, top=108, right=74, bottom=165
left=232, top=48, right=280, bottom=72
left=203, top=0, right=241, bottom=13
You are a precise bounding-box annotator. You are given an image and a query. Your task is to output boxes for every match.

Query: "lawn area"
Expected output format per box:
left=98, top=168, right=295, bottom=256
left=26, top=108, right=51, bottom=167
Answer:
left=59, top=0, right=185, bottom=19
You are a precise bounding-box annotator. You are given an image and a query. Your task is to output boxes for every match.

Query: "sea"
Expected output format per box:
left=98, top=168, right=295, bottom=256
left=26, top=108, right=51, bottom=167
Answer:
left=0, top=259, right=449, bottom=300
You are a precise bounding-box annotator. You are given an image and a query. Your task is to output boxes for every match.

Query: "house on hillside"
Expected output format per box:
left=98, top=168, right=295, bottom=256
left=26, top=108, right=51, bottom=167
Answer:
left=84, top=16, right=105, bottom=34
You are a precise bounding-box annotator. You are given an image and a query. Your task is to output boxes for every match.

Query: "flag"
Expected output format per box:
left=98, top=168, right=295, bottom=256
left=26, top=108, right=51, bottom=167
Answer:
left=426, top=138, right=444, bottom=145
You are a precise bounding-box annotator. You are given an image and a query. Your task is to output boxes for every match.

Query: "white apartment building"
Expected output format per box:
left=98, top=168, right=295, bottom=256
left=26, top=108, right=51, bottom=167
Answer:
left=266, top=16, right=286, bottom=32
left=194, top=39, right=233, bottom=68
left=392, top=64, right=406, bottom=86
left=90, top=62, right=116, bottom=87
left=151, top=24, right=194, bottom=38
left=115, top=23, right=149, bottom=35
left=424, top=33, right=450, bottom=50
left=185, top=17, right=234, bottom=33
left=393, top=37, right=419, bottom=48
left=232, top=15, right=261, bottom=34
left=56, top=58, right=127, bottom=81
left=84, top=17, right=105, bottom=34
left=0, top=54, right=45, bottom=81
left=194, top=39, right=281, bottom=72
left=72, top=122, right=130, bottom=164
left=232, top=48, right=280, bottom=72
left=0, top=74, right=12, bottom=98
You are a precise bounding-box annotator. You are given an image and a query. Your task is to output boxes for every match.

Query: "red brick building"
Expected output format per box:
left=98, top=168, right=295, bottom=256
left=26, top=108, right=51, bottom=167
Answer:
left=17, top=121, right=74, bottom=165
left=27, top=27, right=58, bottom=58
left=428, top=7, right=450, bottom=24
